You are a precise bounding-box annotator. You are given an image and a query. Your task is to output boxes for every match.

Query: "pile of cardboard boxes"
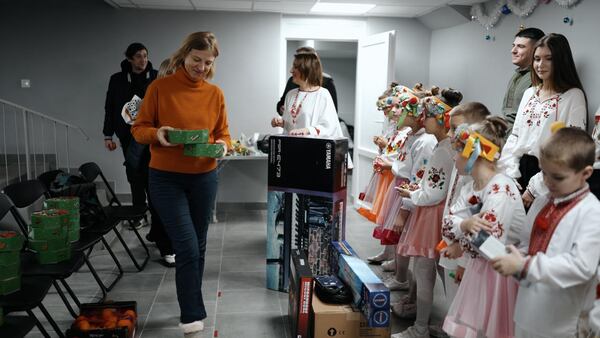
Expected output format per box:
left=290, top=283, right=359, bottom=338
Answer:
left=267, top=136, right=391, bottom=338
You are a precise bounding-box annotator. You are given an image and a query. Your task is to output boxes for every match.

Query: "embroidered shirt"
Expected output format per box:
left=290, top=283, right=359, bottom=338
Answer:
left=499, top=87, right=587, bottom=180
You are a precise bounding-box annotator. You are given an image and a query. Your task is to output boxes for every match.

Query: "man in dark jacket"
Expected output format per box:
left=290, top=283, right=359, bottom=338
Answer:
left=276, top=46, right=338, bottom=116
left=103, top=42, right=157, bottom=208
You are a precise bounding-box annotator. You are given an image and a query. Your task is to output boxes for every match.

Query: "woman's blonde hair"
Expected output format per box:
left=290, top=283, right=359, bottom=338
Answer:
left=158, top=58, right=175, bottom=79
left=170, top=32, right=219, bottom=79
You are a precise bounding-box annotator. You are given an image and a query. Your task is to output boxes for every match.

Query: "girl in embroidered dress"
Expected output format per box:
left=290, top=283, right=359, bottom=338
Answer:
left=358, top=83, right=408, bottom=228
left=366, top=84, right=419, bottom=263
left=441, top=117, right=525, bottom=338
left=498, top=33, right=587, bottom=207
left=371, top=86, right=438, bottom=287
left=390, top=88, right=463, bottom=338
left=492, top=127, right=600, bottom=338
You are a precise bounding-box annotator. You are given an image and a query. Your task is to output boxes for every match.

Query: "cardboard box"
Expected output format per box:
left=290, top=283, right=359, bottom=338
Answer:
left=289, top=250, right=313, bottom=338
left=337, top=247, right=390, bottom=328
left=268, top=135, right=348, bottom=193
left=311, top=294, right=390, bottom=338
left=168, top=129, right=209, bottom=144
left=330, top=241, right=357, bottom=276
left=183, top=143, right=224, bottom=158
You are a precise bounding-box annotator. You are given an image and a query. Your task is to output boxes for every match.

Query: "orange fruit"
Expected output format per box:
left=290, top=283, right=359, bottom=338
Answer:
left=123, top=309, right=137, bottom=319
left=77, top=320, right=91, bottom=331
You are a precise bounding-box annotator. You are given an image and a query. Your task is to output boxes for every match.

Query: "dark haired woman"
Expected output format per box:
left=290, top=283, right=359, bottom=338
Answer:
left=499, top=33, right=587, bottom=206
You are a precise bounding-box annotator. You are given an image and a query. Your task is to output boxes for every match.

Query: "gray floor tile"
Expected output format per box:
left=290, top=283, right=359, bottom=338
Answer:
left=220, top=255, right=264, bottom=273
left=109, top=273, right=164, bottom=293
left=218, top=271, right=264, bottom=291
left=140, top=327, right=214, bottom=338
left=105, top=290, right=158, bottom=315
left=221, top=231, right=266, bottom=257
left=143, top=301, right=216, bottom=330
left=214, top=311, right=285, bottom=338
left=217, top=289, right=281, bottom=314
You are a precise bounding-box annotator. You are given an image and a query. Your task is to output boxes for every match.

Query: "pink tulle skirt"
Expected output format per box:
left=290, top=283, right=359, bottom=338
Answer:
left=443, top=257, right=518, bottom=338
left=396, top=199, right=445, bottom=259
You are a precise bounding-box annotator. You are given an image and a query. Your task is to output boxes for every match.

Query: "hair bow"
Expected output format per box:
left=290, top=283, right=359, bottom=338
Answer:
left=418, top=96, right=452, bottom=129
left=451, top=123, right=500, bottom=174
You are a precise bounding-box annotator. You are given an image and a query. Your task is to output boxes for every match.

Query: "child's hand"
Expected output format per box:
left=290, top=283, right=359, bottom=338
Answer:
left=394, top=186, right=411, bottom=198
left=441, top=242, right=463, bottom=259
left=373, top=136, right=388, bottom=149
left=271, top=117, right=284, bottom=128
left=491, top=245, right=526, bottom=277
left=460, top=215, right=493, bottom=234
left=522, top=190, right=534, bottom=208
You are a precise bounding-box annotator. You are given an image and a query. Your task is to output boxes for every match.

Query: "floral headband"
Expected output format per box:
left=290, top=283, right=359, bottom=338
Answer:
left=418, top=96, right=452, bottom=129
left=376, top=85, right=419, bottom=127
left=452, top=123, right=500, bottom=174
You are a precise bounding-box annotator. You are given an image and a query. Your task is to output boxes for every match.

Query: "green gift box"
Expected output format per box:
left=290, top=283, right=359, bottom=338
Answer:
left=29, top=225, right=69, bottom=241
left=0, top=262, right=19, bottom=280
left=168, top=129, right=209, bottom=144
left=0, top=276, right=20, bottom=295
left=183, top=143, right=224, bottom=158
left=0, top=251, right=19, bottom=266
left=69, top=227, right=80, bottom=243
left=0, top=231, right=24, bottom=251
left=29, top=238, right=70, bottom=252
left=37, top=247, right=71, bottom=265
left=44, top=197, right=80, bottom=211
left=31, top=209, right=69, bottom=228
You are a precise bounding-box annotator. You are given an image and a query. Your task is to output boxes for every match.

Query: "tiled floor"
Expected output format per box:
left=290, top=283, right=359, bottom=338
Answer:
left=21, top=204, right=451, bottom=337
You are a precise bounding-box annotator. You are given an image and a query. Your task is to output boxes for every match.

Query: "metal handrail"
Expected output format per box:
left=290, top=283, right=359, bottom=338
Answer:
left=0, top=98, right=89, bottom=140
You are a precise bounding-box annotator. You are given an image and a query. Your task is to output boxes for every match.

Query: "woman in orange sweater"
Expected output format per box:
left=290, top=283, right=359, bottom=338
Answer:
left=132, top=32, right=231, bottom=338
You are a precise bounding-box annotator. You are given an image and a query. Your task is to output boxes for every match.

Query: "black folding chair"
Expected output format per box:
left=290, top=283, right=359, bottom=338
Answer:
left=2, top=180, right=122, bottom=306
left=0, top=315, right=37, bottom=338
left=0, top=275, right=63, bottom=338
left=79, top=162, right=150, bottom=271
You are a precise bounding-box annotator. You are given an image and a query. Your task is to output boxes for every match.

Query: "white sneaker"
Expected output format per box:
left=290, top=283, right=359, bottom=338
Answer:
left=367, top=252, right=392, bottom=265
left=180, top=320, right=204, bottom=338
left=384, top=278, right=409, bottom=291
left=381, top=259, right=396, bottom=272
left=391, top=325, right=429, bottom=338
left=163, top=254, right=176, bottom=267
left=429, top=324, right=449, bottom=338
left=391, top=302, right=416, bottom=319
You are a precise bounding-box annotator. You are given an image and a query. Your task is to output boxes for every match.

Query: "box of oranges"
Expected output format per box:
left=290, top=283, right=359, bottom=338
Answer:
left=66, top=301, right=137, bottom=338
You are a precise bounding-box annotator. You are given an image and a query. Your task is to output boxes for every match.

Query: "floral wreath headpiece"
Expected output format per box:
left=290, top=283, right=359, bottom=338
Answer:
left=452, top=123, right=500, bottom=174
left=376, top=85, right=419, bottom=127
left=418, top=96, right=452, bottom=129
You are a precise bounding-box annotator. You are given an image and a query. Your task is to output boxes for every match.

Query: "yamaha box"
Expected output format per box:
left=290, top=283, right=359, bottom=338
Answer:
left=290, top=249, right=314, bottom=338
left=268, top=135, right=348, bottom=193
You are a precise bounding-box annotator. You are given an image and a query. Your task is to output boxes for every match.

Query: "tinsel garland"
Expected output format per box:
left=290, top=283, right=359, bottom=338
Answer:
left=470, top=0, right=581, bottom=29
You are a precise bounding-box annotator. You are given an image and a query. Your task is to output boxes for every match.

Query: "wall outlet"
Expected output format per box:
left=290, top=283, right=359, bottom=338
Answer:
left=21, top=79, right=31, bottom=88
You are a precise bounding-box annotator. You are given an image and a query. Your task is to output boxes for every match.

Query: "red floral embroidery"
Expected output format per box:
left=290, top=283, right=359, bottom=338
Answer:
left=468, top=195, right=480, bottom=205
left=416, top=168, right=425, bottom=179
left=491, top=184, right=500, bottom=193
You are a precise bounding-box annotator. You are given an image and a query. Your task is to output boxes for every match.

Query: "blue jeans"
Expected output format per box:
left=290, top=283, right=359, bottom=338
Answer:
left=149, top=168, right=218, bottom=324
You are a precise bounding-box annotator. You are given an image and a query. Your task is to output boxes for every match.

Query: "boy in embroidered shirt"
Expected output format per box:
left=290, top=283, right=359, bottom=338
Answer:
left=492, top=127, right=600, bottom=338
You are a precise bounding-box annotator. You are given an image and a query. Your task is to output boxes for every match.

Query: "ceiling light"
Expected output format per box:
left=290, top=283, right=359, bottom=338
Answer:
left=310, top=2, right=376, bottom=15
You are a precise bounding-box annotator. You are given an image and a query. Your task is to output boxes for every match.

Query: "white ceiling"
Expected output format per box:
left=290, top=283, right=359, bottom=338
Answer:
left=104, top=0, right=485, bottom=18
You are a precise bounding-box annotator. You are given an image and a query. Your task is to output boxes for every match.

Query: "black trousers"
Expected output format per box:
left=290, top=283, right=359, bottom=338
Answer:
left=518, top=154, right=540, bottom=192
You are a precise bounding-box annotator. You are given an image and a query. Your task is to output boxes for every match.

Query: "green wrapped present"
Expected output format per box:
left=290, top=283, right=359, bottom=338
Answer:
left=168, top=129, right=209, bottom=144
left=0, top=276, right=20, bottom=295
left=0, top=231, right=24, bottom=251
left=68, top=227, right=80, bottom=243
left=29, top=225, right=69, bottom=241
left=0, top=262, right=19, bottom=280
left=44, top=197, right=80, bottom=211
left=0, top=251, right=19, bottom=266
left=183, top=143, right=224, bottom=158
left=31, top=209, right=69, bottom=228
left=29, top=238, right=70, bottom=252
left=37, top=247, right=71, bottom=265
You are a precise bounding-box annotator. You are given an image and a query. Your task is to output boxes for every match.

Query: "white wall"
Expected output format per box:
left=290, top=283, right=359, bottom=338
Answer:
left=321, top=56, right=357, bottom=125
left=0, top=1, right=432, bottom=203
left=429, top=1, right=599, bottom=128
left=0, top=0, right=281, bottom=202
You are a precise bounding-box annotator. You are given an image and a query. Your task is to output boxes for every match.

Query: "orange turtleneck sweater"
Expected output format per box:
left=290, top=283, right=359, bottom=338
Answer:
left=131, top=68, right=231, bottom=174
